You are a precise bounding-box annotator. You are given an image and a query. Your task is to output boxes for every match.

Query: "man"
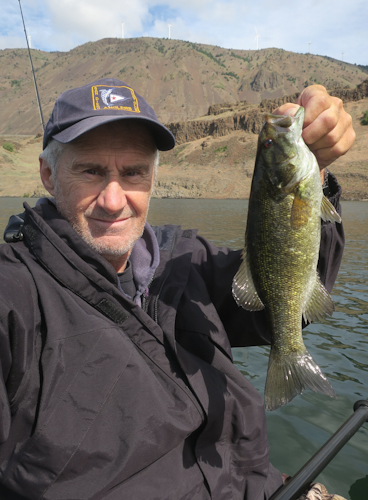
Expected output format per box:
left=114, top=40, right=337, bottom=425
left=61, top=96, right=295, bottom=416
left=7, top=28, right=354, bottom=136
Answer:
left=0, top=78, right=352, bottom=500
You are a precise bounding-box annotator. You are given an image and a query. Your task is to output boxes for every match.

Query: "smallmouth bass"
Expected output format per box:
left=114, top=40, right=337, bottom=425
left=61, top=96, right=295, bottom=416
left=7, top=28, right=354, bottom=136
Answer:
left=232, top=107, right=341, bottom=411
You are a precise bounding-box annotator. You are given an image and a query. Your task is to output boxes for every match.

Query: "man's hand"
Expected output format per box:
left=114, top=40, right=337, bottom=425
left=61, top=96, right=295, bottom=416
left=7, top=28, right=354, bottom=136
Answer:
left=273, top=85, right=356, bottom=171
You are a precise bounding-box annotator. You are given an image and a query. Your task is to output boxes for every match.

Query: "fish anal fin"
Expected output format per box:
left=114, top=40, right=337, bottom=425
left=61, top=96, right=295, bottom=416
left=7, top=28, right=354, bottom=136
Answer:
left=264, top=348, right=336, bottom=411
left=232, top=244, right=264, bottom=311
left=321, top=196, right=341, bottom=224
left=303, top=275, right=334, bottom=324
left=290, top=192, right=312, bottom=230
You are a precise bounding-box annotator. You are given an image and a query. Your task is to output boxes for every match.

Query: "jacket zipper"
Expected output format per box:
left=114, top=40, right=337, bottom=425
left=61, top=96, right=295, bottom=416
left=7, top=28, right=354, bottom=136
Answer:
left=141, top=274, right=154, bottom=313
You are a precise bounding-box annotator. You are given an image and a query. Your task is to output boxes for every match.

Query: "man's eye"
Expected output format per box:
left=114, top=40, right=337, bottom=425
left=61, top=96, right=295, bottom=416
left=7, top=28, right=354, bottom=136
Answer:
left=85, top=169, right=100, bottom=176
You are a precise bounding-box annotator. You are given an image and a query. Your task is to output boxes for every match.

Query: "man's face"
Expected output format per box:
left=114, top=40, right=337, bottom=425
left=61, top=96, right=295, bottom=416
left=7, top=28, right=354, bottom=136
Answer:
left=42, top=122, right=156, bottom=272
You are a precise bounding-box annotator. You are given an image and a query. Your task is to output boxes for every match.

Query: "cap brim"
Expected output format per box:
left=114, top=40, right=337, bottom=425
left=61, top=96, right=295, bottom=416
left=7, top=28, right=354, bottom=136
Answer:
left=51, top=115, right=176, bottom=151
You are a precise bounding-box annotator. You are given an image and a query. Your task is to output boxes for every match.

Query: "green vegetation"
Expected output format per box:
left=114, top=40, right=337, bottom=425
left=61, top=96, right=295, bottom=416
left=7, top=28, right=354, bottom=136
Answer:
left=230, top=51, right=251, bottom=64
left=221, top=71, right=239, bottom=81
left=358, top=64, right=368, bottom=74
left=214, top=145, right=227, bottom=154
left=214, top=82, right=225, bottom=90
left=190, top=43, right=225, bottom=67
left=10, top=79, right=21, bottom=88
left=154, top=41, right=166, bottom=54
left=361, top=110, right=368, bottom=125
left=3, top=142, right=14, bottom=153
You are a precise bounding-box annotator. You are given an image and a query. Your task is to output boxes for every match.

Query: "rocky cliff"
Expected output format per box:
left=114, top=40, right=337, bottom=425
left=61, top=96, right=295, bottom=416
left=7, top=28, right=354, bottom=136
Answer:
left=166, top=79, right=368, bottom=146
left=1, top=81, right=368, bottom=201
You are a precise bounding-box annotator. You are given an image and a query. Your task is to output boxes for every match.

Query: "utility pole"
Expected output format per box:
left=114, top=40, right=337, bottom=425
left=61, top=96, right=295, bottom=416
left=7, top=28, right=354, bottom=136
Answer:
left=122, top=23, right=124, bottom=39
left=18, top=0, right=45, bottom=131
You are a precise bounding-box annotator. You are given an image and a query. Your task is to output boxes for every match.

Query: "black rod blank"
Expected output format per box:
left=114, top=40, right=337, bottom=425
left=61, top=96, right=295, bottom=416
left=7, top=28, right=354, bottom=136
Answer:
left=18, top=0, right=45, bottom=131
left=270, top=399, right=368, bottom=500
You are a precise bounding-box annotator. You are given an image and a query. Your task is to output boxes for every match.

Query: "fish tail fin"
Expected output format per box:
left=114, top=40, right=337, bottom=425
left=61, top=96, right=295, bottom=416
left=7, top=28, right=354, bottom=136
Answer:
left=264, top=348, right=336, bottom=411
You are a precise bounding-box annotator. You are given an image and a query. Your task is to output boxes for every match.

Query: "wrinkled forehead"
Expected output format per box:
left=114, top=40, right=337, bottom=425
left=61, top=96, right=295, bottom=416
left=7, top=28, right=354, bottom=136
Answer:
left=54, top=122, right=158, bottom=173
left=72, top=120, right=157, bottom=152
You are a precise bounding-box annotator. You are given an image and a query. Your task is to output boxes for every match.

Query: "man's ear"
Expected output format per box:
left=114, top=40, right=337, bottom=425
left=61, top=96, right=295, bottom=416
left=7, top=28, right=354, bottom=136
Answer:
left=39, top=156, right=56, bottom=195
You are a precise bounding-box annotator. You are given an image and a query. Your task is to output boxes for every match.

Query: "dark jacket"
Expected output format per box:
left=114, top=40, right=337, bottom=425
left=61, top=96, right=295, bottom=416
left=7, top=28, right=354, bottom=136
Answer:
left=0, top=185, right=344, bottom=499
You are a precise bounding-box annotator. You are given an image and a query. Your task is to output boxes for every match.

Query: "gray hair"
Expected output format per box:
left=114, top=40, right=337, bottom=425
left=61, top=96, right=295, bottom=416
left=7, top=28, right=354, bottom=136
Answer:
left=40, top=138, right=160, bottom=180
left=39, top=139, right=66, bottom=179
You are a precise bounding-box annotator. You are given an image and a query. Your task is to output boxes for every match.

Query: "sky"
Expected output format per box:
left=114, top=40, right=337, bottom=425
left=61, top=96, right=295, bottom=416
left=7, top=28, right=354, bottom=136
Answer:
left=1, top=0, right=367, bottom=66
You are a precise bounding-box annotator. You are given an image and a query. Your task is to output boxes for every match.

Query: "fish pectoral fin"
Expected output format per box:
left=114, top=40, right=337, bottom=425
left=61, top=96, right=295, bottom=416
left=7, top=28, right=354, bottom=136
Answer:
left=290, top=192, right=312, bottom=230
left=232, top=246, right=264, bottom=311
left=303, top=275, right=335, bottom=324
left=320, top=196, right=342, bottom=223
left=264, top=348, right=336, bottom=411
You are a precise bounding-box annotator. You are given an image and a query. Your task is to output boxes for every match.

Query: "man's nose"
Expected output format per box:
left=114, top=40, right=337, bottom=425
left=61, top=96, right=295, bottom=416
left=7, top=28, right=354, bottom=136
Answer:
left=96, top=181, right=127, bottom=215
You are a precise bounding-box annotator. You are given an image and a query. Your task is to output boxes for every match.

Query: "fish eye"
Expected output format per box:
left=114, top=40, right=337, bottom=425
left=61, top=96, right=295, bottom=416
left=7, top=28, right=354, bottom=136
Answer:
left=264, top=138, right=273, bottom=148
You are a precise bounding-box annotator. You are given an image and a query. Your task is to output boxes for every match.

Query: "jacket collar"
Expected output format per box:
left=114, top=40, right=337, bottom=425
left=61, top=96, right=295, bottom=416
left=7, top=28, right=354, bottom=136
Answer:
left=23, top=199, right=160, bottom=306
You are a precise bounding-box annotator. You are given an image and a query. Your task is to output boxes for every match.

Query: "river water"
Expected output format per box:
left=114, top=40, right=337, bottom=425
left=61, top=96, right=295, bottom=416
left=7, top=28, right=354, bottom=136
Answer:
left=0, top=197, right=367, bottom=499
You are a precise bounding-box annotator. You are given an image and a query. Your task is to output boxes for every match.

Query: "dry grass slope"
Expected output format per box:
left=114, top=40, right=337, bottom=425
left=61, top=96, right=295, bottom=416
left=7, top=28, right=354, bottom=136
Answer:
left=0, top=38, right=367, bottom=200
left=1, top=37, right=367, bottom=133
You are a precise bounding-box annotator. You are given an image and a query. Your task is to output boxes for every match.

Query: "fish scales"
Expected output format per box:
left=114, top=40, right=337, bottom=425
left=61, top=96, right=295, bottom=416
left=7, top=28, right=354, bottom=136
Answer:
left=232, top=107, right=342, bottom=411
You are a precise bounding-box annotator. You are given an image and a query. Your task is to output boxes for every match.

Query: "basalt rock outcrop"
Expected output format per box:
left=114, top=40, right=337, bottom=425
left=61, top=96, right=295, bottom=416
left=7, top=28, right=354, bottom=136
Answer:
left=166, top=79, right=368, bottom=146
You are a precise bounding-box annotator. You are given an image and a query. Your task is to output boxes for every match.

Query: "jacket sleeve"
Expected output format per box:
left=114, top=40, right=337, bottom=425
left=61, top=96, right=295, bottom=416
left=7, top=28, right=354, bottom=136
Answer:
left=193, top=171, right=345, bottom=348
left=0, top=295, right=12, bottom=443
left=0, top=258, right=40, bottom=444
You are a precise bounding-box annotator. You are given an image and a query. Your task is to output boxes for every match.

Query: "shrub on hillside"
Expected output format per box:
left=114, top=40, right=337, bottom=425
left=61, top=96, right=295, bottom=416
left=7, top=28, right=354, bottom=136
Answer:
left=3, top=142, right=14, bottom=152
left=361, top=110, right=368, bottom=125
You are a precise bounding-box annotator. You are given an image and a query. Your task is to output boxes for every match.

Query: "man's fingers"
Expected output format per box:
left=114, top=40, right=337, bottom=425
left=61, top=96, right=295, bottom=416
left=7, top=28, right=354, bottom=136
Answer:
left=307, top=103, right=352, bottom=150
left=301, top=96, right=343, bottom=146
left=296, top=85, right=331, bottom=128
left=311, top=125, right=356, bottom=168
left=272, top=103, right=300, bottom=117
left=271, top=85, right=355, bottom=169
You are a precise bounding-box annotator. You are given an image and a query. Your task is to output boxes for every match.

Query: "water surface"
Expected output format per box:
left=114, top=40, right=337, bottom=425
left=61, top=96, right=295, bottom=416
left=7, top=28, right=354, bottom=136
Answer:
left=0, top=198, right=367, bottom=499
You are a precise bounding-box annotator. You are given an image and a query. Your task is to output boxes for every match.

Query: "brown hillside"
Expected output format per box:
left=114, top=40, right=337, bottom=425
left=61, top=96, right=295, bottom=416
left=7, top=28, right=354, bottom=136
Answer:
left=1, top=83, right=368, bottom=201
left=0, top=37, right=367, bottom=134
left=166, top=78, right=368, bottom=145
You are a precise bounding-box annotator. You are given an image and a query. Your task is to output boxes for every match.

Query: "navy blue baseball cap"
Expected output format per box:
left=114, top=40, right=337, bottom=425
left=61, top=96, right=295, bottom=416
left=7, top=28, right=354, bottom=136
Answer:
left=43, top=78, right=175, bottom=151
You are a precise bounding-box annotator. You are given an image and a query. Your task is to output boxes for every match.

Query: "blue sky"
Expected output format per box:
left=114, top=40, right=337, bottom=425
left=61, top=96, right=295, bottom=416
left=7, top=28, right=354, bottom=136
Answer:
left=1, top=0, right=367, bottom=65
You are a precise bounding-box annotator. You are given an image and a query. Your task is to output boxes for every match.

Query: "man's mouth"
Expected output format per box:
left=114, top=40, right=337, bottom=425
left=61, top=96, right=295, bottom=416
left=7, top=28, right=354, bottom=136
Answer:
left=87, top=216, right=131, bottom=229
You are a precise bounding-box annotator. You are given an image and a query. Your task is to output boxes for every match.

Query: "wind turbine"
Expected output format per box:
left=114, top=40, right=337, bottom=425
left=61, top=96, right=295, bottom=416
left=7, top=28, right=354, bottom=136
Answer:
left=122, top=23, right=124, bottom=39
left=341, top=51, right=344, bottom=61
left=255, top=27, right=260, bottom=50
left=168, top=24, right=171, bottom=39
left=307, top=41, right=311, bottom=54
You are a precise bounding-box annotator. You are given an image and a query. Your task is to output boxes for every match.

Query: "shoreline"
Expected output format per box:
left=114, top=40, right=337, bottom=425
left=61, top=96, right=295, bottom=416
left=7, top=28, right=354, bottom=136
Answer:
left=0, top=195, right=367, bottom=201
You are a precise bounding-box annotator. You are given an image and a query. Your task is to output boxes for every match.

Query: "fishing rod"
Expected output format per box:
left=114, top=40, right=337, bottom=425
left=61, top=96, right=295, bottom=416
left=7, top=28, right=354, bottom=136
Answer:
left=18, top=0, right=45, bottom=131
left=270, top=399, right=368, bottom=500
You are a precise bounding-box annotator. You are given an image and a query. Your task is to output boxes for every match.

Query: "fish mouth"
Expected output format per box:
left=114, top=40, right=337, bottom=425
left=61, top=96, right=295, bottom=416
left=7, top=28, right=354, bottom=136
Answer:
left=265, top=114, right=293, bottom=129
left=264, top=107, right=304, bottom=137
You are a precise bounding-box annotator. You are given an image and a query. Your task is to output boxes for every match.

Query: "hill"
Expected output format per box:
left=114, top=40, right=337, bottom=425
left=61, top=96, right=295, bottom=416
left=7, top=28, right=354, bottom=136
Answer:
left=1, top=81, right=368, bottom=201
left=0, top=37, right=367, bottom=134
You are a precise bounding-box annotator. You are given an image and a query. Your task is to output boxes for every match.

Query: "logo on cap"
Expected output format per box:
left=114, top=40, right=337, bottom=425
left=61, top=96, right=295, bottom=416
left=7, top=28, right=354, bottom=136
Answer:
left=91, top=84, right=141, bottom=113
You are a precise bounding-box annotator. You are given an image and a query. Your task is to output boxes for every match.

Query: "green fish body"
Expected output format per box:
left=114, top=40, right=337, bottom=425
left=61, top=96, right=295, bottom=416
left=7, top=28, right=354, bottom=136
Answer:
left=232, top=107, right=341, bottom=411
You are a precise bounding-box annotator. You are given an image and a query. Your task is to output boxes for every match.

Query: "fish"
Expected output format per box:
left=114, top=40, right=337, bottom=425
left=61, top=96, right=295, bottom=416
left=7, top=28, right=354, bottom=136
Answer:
left=232, top=107, right=342, bottom=411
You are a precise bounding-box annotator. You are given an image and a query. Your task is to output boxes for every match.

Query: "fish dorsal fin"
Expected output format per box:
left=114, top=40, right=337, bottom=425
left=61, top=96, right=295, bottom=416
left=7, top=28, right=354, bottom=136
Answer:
left=303, top=274, right=334, bottom=324
left=232, top=244, right=264, bottom=311
left=320, top=196, right=342, bottom=224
